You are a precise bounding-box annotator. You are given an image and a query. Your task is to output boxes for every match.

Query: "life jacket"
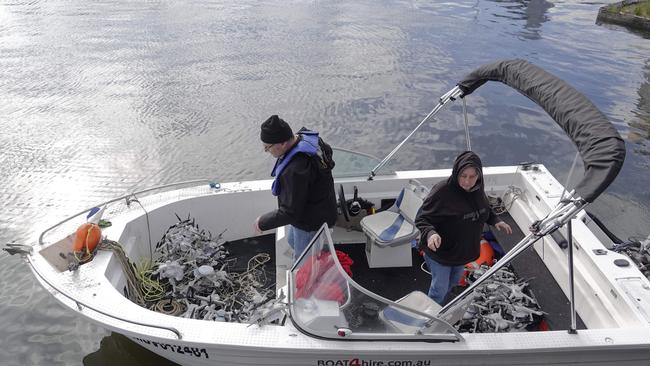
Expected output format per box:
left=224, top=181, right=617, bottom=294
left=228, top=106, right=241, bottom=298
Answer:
left=270, top=129, right=334, bottom=196
left=459, top=238, right=494, bottom=286
left=467, top=238, right=494, bottom=269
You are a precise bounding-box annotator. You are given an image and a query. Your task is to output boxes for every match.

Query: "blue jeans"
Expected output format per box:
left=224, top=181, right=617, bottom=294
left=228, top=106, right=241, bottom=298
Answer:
left=287, top=225, right=317, bottom=262
left=423, top=254, right=465, bottom=305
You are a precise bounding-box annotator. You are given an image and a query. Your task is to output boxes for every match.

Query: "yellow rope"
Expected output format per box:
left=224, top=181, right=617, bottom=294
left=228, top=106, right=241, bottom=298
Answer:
left=134, top=259, right=166, bottom=303
left=98, top=239, right=166, bottom=306
left=73, top=226, right=95, bottom=263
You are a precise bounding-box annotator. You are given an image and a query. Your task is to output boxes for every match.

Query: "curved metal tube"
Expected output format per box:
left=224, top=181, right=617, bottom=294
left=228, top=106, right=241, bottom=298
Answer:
left=32, top=179, right=225, bottom=339
left=26, top=256, right=182, bottom=339
left=39, top=179, right=213, bottom=245
left=462, top=97, right=472, bottom=151
left=440, top=198, right=587, bottom=317
left=368, top=86, right=463, bottom=179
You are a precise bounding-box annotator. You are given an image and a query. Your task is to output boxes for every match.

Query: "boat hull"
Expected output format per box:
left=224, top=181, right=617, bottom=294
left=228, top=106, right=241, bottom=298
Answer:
left=129, top=334, right=650, bottom=366
left=28, top=167, right=650, bottom=365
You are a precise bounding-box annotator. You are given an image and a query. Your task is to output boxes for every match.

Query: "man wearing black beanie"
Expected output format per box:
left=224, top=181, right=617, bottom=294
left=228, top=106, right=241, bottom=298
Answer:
left=254, top=115, right=338, bottom=262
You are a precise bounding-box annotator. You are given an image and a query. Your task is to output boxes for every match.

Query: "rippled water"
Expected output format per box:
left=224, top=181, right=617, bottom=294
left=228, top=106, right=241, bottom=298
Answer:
left=1, top=1, right=649, bottom=364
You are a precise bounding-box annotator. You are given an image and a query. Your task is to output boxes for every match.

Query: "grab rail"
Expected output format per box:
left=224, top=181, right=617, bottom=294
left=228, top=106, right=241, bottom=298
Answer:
left=38, top=179, right=214, bottom=246
left=31, top=179, right=231, bottom=340
left=26, top=255, right=182, bottom=339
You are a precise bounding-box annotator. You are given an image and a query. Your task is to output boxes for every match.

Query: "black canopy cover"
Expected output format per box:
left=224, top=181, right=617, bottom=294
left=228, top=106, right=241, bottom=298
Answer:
left=457, top=59, right=625, bottom=203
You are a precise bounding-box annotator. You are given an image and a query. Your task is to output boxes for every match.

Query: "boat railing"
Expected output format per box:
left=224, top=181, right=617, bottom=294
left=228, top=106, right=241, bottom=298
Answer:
left=29, top=180, right=228, bottom=340
left=26, top=254, right=183, bottom=339
left=38, top=179, right=216, bottom=246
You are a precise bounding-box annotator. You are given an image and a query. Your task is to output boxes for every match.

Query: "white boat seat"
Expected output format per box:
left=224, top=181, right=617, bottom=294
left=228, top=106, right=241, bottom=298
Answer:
left=360, top=211, right=416, bottom=246
left=360, top=181, right=428, bottom=268
left=380, top=291, right=442, bottom=334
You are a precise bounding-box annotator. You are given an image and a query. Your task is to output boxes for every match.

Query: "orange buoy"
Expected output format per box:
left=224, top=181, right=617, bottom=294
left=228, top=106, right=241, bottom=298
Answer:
left=72, top=222, right=102, bottom=258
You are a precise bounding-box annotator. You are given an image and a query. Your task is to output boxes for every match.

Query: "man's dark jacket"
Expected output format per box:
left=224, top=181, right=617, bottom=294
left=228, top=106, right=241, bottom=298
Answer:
left=258, top=137, right=337, bottom=232
left=415, top=151, right=499, bottom=266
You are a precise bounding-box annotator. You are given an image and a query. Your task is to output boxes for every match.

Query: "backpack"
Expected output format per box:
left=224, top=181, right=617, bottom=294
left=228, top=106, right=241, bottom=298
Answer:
left=316, top=136, right=336, bottom=171
left=298, top=127, right=336, bottom=171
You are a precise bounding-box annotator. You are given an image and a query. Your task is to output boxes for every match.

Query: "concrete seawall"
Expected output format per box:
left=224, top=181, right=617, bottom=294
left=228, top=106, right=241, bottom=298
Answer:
left=597, top=0, right=650, bottom=31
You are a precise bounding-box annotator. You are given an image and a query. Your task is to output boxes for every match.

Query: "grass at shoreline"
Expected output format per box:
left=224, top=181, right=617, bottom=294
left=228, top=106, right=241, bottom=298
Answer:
left=607, top=1, right=650, bottom=18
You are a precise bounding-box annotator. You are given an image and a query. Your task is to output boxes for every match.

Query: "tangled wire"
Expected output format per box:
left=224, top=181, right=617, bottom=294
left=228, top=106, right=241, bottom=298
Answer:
left=455, top=265, right=545, bottom=333
left=109, top=214, right=276, bottom=322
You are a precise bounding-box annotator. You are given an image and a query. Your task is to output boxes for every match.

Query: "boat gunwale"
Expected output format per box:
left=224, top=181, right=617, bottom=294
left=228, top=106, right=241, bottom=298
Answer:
left=25, top=166, right=650, bottom=352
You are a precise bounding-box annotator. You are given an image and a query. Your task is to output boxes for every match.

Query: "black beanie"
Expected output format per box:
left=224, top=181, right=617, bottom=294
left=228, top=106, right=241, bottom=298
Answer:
left=260, top=115, right=293, bottom=144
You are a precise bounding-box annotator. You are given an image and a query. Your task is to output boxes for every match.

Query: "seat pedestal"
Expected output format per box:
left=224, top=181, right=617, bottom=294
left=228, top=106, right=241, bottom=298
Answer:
left=364, top=236, right=413, bottom=268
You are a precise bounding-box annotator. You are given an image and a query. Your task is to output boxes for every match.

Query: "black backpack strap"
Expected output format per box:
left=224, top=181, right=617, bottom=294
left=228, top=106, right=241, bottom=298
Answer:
left=297, top=127, right=335, bottom=170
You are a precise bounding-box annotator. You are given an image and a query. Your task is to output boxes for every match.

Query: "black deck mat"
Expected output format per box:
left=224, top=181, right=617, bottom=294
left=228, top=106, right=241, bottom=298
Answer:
left=335, top=211, right=586, bottom=331
left=223, top=233, right=276, bottom=296
left=490, top=213, right=586, bottom=330
left=334, top=243, right=429, bottom=302
left=240, top=225, right=584, bottom=330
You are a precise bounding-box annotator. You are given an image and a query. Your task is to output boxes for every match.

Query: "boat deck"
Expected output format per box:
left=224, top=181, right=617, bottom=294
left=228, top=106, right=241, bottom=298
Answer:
left=333, top=212, right=586, bottom=331
left=224, top=213, right=586, bottom=331
left=223, top=233, right=277, bottom=297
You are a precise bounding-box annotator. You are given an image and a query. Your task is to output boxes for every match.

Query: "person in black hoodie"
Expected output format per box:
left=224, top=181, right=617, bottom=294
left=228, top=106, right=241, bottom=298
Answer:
left=415, top=151, right=512, bottom=304
left=254, top=115, right=338, bottom=262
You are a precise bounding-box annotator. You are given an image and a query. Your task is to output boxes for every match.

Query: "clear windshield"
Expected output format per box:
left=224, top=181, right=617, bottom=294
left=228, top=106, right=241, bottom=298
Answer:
left=331, top=147, right=395, bottom=178
left=288, top=224, right=461, bottom=341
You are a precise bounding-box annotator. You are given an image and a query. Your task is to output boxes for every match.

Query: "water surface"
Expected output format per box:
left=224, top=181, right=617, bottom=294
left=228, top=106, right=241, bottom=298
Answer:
left=1, top=1, right=649, bottom=364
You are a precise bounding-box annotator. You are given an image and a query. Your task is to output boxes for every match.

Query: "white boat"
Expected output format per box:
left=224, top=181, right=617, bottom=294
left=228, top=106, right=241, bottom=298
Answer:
left=7, top=60, right=650, bottom=365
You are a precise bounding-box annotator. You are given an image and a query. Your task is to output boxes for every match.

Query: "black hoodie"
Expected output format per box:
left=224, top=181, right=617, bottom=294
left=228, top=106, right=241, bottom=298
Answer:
left=415, top=151, right=499, bottom=266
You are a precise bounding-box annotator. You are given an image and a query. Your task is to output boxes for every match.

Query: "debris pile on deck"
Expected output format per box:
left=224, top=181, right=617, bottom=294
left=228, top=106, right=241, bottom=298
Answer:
left=455, top=265, right=545, bottom=333
left=129, top=215, right=279, bottom=323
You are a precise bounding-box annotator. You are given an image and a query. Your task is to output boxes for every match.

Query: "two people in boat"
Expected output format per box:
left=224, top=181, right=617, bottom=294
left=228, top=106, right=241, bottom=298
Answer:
left=254, top=115, right=338, bottom=262
left=415, top=151, right=512, bottom=305
left=253, top=116, right=511, bottom=304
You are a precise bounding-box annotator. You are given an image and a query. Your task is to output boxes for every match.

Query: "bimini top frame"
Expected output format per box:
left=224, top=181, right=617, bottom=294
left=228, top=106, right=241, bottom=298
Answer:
left=369, top=59, right=627, bottom=332
left=368, top=86, right=464, bottom=180
left=456, top=59, right=625, bottom=203
left=370, top=59, right=625, bottom=203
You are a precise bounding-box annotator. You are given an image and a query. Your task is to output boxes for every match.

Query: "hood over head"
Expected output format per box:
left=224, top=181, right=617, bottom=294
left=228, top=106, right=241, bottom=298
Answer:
left=449, top=151, right=483, bottom=193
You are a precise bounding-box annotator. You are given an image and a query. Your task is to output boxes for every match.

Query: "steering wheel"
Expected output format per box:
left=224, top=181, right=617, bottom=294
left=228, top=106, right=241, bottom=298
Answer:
left=338, top=184, right=350, bottom=222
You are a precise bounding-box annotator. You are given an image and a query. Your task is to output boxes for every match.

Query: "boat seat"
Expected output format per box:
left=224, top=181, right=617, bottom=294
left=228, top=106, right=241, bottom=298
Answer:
left=360, top=180, right=428, bottom=268
left=379, top=291, right=441, bottom=334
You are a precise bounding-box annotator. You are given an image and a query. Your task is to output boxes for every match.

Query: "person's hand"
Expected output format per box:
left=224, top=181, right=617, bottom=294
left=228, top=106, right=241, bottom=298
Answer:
left=495, top=221, right=512, bottom=234
left=428, top=233, right=442, bottom=251
left=253, top=217, right=263, bottom=234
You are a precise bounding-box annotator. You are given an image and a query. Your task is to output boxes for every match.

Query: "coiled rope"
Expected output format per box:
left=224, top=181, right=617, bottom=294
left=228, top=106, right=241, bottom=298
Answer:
left=99, top=239, right=165, bottom=306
